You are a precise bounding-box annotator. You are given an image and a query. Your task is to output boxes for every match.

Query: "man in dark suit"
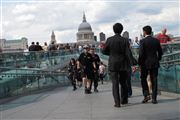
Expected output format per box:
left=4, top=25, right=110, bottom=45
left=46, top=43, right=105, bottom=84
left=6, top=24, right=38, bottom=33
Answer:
left=29, top=42, right=36, bottom=51
left=138, top=25, right=163, bottom=104
left=102, top=23, right=131, bottom=107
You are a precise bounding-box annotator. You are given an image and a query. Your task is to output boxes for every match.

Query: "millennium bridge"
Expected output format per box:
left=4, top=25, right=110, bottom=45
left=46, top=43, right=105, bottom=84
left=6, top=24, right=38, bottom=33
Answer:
left=0, top=43, right=179, bottom=120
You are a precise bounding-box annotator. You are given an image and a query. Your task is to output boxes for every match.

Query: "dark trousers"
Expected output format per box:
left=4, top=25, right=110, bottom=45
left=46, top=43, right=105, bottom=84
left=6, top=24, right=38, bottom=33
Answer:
left=90, top=72, right=98, bottom=90
left=140, top=67, right=158, bottom=100
left=127, top=69, right=132, bottom=96
left=110, top=71, right=128, bottom=105
left=99, top=74, right=104, bottom=84
left=69, top=74, right=76, bottom=89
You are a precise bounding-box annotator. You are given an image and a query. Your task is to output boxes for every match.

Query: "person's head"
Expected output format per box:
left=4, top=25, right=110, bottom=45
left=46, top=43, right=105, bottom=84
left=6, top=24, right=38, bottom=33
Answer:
left=70, top=58, right=76, bottom=64
left=161, top=28, right=167, bottom=35
left=113, top=23, right=123, bottom=34
left=143, top=25, right=152, bottom=36
left=31, top=42, right=35, bottom=45
left=36, top=42, right=39, bottom=45
left=122, top=31, right=129, bottom=39
left=51, top=41, right=55, bottom=44
left=83, top=45, right=89, bottom=53
left=89, top=47, right=95, bottom=55
left=76, top=59, right=80, bottom=65
left=44, top=42, right=47, bottom=46
left=135, top=37, right=138, bottom=42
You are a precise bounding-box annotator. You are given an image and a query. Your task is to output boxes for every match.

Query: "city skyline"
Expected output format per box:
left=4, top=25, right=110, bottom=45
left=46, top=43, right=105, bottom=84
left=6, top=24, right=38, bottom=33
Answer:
left=1, top=0, right=179, bottom=45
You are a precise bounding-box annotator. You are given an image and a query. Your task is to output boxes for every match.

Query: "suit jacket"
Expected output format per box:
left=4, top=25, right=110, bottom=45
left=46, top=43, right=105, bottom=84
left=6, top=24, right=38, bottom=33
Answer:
left=138, top=36, right=163, bottom=69
left=102, top=34, right=131, bottom=72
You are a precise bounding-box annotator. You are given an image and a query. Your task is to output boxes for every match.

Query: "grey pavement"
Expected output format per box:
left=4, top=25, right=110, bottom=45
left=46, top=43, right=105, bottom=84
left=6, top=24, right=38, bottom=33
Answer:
left=0, top=82, right=180, bottom=120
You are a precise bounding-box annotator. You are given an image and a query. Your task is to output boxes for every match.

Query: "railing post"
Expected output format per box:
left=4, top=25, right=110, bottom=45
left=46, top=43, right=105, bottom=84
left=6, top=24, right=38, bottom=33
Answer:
left=37, top=76, right=40, bottom=89
left=174, top=63, right=178, bottom=93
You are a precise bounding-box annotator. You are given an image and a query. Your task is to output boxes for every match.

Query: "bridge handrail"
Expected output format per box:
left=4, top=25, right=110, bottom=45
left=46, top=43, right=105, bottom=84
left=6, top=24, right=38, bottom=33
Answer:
left=0, top=67, right=67, bottom=74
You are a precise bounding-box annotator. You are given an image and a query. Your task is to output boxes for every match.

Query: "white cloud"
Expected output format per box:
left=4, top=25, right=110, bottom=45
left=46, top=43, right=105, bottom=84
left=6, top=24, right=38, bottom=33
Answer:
left=150, top=7, right=178, bottom=23
left=2, top=21, right=10, bottom=27
left=112, top=4, right=180, bottom=40
left=2, top=1, right=179, bottom=45
left=15, top=14, right=35, bottom=22
left=55, top=29, right=77, bottom=43
left=93, top=22, right=114, bottom=38
left=12, top=4, right=37, bottom=14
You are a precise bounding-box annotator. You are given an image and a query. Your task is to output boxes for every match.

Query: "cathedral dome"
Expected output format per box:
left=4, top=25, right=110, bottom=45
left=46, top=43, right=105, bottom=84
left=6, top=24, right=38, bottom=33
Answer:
left=78, top=13, right=92, bottom=32
left=76, top=12, right=95, bottom=43
left=78, top=22, right=92, bottom=31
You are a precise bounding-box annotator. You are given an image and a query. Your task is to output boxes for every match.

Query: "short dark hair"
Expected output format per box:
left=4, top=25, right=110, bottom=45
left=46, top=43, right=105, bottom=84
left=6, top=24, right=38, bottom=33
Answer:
left=32, top=42, right=34, bottom=45
left=143, top=25, right=152, bottom=35
left=113, top=23, right=123, bottom=34
left=90, top=47, right=95, bottom=50
left=36, top=42, right=39, bottom=45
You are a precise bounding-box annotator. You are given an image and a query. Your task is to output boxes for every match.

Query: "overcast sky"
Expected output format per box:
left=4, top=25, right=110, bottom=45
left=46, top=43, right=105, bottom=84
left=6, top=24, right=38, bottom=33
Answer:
left=1, top=0, right=179, bottom=45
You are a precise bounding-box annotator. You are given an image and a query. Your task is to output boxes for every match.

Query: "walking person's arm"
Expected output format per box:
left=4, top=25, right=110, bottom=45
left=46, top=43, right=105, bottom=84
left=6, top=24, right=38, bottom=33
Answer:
left=102, top=39, right=110, bottom=55
left=138, top=40, right=144, bottom=67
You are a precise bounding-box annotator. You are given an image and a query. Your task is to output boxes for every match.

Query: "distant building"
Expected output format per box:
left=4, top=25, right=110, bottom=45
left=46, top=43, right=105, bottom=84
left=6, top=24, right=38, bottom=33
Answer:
left=76, top=13, right=95, bottom=44
left=167, top=34, right=174, bottom=38
left=171, top=36, right=180, bottom=42
left=0, top=37, right=28, bottom=53
left=50, top=31, right=57, bottom=44
left=94, top=35, right=97, bottom=42
left=151, top=31, right=154, bottom=36
left=99, top=32, right=106, bottom=41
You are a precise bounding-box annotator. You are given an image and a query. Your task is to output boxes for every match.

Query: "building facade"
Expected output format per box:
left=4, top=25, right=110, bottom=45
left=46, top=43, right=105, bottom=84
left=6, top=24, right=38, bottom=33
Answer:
left=99, top=32, right=106, bottom=41
left=76, top=13, right=95, bottom=44
left=0, top=37, right=28, bottom=53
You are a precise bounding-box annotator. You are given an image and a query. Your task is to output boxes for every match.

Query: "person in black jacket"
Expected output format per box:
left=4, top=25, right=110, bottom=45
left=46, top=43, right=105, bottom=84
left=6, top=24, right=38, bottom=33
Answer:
left=78, top=45, right=95, bottom=94
left=138, top=25, right=163, bottom=104
left=28, top=42, right=36, bottom=60
left=68, top=58, right=77, bottom=91
left=102, top=23, right=131, bottom=107
left=89, top=47, right=100, bottom=92
left=35, top=42, right=43, bottom=51
left=122, top=31, right=136, bottom=97
left=29, top=42, right=36, bottom=51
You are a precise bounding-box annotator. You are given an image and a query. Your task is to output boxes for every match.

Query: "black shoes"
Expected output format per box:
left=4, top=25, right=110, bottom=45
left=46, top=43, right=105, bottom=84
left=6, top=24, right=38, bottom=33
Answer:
left=152, top=100, right=158, bottom=104
left=94, top=89, right=99, bottom=93
left=114, top=100, right=128, bottom=108
left=73, top=87, right=77, bottom=91
left=85, top=88, right=92, bottom=94
left=87, top=90, right=92, bottom=94
left=114, top=104, right=121, bottom=108
left=121, top=100, right=128, bottom=105
left=84, top=88, right=99, bottom=94
left=142, top=96, right=151, bottom=103
left=142, top=96, right=158, bottom=104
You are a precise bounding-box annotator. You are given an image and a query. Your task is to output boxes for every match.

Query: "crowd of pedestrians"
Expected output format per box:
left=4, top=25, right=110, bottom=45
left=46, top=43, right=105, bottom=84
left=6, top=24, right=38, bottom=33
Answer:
left=68, top=45, right=106, bottom=93
left=28, top=41, right=77, bottom=53
left=24, top=23, right=171, bottom=108
left=101, top=23, right=163, bottom=107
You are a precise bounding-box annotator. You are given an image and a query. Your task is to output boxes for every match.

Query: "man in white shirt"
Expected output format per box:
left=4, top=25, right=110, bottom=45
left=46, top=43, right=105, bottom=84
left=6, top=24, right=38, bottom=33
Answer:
left=133, top=37, right=139, bottom=48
